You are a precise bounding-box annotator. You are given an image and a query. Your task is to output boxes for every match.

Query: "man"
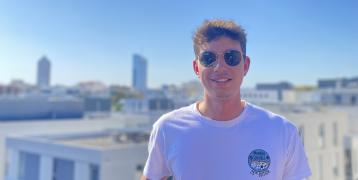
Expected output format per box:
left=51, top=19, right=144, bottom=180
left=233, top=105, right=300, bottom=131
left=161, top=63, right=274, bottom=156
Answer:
left=141, top=19, right=311, bottom=180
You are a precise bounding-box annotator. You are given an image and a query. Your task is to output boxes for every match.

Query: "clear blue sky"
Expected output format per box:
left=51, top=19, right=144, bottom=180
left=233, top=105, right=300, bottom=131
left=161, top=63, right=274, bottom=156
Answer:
left=0, top=0, right=357, bottom=88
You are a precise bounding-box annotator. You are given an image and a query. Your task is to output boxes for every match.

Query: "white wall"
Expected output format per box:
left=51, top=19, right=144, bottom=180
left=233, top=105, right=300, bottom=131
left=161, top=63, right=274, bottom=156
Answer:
left=278, top=107, right=348, bottom=180
left=0, top=119, right=125, bottom=180
left=100, top=144, right=147, bottom=180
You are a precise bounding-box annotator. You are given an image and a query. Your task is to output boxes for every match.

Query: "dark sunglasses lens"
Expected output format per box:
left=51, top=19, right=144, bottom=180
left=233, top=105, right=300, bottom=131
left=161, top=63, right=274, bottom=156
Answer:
left=224, top=50, right=241, bottom=66
left=199, top=52, right=216, bottom=67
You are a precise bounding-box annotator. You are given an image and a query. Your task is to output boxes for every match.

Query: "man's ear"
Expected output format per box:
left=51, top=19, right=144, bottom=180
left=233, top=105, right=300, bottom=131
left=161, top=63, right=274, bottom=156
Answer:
left=244, top=56, right=250, bottom=76
left=193, top=60, right=200, bottom=76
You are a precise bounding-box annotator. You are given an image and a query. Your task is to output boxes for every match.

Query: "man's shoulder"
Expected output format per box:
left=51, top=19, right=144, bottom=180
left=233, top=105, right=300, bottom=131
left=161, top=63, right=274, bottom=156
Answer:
left=153, top=103, right=197, bottom=128
left=246, top=102, right=297, bottom=130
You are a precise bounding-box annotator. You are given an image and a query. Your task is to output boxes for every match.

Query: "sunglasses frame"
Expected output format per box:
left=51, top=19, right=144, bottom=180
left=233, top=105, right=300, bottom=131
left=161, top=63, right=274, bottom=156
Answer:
left=197, top=49, right=245, bottom=68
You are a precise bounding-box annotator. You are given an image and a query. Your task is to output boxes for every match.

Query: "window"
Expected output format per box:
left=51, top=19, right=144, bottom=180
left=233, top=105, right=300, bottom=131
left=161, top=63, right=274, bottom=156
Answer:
left=53, top=158, right=74, bottom=180
left=333, top=122, right=338, bottom=146
left=318, top=155, right=323, bottom=180
left=345, top=149, right=353, bottom=179
left=90, top=164, right=99, bottom=180
left=333, top=152, right=339, bottom=177
left=334, top=94, right=342, bottom=104
left=318, top=124, right=325, bottom=148
left=351, top=96, right=357, bottom=105
left=18, top=151, right=40, bottom=180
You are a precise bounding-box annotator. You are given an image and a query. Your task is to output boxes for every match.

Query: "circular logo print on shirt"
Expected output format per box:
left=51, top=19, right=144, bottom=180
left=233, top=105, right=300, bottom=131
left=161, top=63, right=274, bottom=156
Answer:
left=248, top=149, right=271, bottom=177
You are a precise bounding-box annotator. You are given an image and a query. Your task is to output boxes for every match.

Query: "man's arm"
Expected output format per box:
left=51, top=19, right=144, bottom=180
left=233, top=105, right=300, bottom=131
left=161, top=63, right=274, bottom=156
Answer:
left=142, top=121, right=171, bottom=180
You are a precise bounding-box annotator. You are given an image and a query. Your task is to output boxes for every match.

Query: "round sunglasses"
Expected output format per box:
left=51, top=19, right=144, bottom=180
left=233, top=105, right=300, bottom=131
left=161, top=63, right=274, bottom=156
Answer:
left=198, top=49, right=244, bottom=68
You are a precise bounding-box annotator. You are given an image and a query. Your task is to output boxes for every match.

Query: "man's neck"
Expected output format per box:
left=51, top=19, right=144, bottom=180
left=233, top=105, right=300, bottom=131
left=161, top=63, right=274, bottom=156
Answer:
left=197, top=96, right=246, bottom=121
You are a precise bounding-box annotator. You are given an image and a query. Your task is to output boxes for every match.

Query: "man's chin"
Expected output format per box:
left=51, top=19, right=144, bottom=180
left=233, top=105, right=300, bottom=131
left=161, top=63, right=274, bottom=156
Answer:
left=209, top=92, right=240, bottom=101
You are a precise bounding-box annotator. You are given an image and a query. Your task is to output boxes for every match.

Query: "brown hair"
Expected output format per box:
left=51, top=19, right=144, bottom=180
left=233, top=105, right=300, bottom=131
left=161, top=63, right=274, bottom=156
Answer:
left=193, top=19, right=247, bottom=58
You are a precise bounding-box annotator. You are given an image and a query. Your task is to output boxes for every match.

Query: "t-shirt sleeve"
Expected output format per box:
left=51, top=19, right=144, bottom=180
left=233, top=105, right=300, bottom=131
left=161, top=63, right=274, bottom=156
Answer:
left=143, top=122, right=171, bottom=179
left=283, top=124, right=312, bottom=180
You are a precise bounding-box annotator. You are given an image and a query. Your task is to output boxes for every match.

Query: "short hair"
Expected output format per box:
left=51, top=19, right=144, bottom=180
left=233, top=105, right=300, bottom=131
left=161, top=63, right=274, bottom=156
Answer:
left=193, top=19, right=247, bottom=58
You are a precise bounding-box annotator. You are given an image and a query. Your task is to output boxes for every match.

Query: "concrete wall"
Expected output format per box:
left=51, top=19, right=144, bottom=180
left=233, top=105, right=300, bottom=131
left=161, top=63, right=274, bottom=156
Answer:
left=0, top=119, right=126, bottom=180
left=100, top=144, right=147, bottom=180
left=278, top=108, right=348, bottom=180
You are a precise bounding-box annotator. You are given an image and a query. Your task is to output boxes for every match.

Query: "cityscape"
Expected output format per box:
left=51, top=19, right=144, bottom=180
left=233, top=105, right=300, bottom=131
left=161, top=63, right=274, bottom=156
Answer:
left=1, top=54, right=358, bottom=180
left=1, top=1, right=357, bottom=180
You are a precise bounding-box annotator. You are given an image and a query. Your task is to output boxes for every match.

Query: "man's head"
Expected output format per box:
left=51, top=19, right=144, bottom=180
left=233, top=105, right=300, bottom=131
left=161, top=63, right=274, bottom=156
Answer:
left=192, top=19, right=250, bottom=100
left=193, top=19, right=247, bottom=58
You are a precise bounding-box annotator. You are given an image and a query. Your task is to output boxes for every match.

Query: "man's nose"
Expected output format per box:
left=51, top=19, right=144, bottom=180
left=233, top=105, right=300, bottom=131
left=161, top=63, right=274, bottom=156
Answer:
left=213, top=57, right=226, bottom=72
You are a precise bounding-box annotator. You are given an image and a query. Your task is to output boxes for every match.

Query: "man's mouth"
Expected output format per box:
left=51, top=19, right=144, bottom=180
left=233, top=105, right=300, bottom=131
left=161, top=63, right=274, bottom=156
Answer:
left=211, top=78, right=232, bottom=83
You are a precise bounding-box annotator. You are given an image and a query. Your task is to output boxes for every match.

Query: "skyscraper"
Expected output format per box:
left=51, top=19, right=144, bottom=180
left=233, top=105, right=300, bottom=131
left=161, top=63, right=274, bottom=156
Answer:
left=132, top=54, right=147, bottom=92
left=37, top=56, right=51, bottom=89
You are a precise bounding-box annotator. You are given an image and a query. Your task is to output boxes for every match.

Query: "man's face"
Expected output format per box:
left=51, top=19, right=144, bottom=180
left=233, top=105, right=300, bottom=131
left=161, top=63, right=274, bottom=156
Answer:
left=193, top=36, right=250, bottom=100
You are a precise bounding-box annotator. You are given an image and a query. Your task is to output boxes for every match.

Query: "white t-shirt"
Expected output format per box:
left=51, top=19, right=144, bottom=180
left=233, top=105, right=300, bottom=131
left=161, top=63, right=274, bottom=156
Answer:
left=143, top=102, right=311, bottom=180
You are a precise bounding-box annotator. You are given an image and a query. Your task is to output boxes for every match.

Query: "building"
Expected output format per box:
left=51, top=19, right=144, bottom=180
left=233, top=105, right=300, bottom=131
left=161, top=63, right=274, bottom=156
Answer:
left=0, top=94, right=84, bottom=120
left=319, top=88, right=358, bottom=106
left=317, top=77, right=358, bottom=106
left=241, top=88, right=280, bottom=105
left=159, top=81, right=203, bottom=109
left=281, top=89, right=321, bottom=105
left=0, top=116, right=151, bottom=180
left=256, top=82, right=294, bottom=101
left=120, top=97, right=174, bottom=114
left=37, top=56, right=51, bottom=89
left=328, top=106, right=358, bottom=180
left=84, top=95, right=112, bottom=118
left=0, top=80, right=33, bottom=96
left=77, top=81, right=108, bottom=94
left=241, top=87, right=320, bottom=106
left=120, top=89, right=175, bottom=116
left=263, top=104, right=348, bottom=180
left=318, top=77, right=358, bottom=89
left=6, top=128, right=149, bottom=180
left=132, top=54, right=147, bottom=92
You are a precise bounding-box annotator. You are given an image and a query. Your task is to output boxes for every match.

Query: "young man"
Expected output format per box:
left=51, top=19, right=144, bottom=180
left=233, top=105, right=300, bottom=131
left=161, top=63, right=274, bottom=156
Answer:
left=142, top=19, right=311, bottom=180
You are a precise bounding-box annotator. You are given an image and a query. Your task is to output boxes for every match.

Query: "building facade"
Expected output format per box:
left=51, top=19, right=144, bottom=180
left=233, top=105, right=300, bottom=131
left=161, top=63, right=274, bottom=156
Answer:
left=37, top=56, right=51, bottom=89
left=264, top=105, right=348, bottom=180
left=6, top=129, right=148, bottom=180
left=132, top=54, right=147, bottom=92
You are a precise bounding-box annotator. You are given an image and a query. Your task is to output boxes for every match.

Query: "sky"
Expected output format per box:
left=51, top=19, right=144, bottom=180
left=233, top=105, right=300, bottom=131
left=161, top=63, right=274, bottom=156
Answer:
left=0, top=0, right=357, bottom=88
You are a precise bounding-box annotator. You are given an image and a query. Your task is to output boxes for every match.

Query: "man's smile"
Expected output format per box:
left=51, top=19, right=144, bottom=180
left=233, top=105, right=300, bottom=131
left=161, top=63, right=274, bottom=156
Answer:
left=210, top=78, right=232, bottom=83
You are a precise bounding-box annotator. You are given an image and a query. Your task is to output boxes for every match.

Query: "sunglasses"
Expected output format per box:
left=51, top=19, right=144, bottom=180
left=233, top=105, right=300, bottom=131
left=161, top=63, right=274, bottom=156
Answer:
left=198, top=49, right=244, bottom=68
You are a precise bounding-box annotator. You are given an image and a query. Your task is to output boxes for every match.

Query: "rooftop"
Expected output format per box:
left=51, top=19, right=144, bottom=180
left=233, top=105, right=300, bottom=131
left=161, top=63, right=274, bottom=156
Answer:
left=57, top=130, right=150, bottom=149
